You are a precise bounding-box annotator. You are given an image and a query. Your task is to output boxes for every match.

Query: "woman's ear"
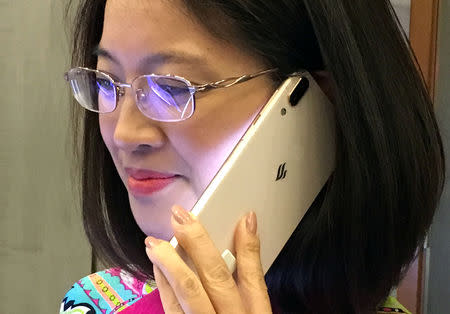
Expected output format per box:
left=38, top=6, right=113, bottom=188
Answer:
left=311, top=70, right=336, bottom=104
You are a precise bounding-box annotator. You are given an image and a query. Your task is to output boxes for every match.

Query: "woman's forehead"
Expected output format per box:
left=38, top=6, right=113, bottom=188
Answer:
left=100, top=0, right=266, bottom=76
left=103, top=0, right=194, bottom=43
left=101, top=0, right=211, bottom=67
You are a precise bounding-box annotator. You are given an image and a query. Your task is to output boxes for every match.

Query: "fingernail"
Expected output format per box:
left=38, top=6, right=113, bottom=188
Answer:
left=145, top=236, right=161, bottom=249
left=246, top=212, right=257, bottom=234
left=171, top=205, right=193, bottom=225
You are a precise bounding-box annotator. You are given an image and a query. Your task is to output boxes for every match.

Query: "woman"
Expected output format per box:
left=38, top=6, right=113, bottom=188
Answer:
left=60, top=0, right=445, bottom=313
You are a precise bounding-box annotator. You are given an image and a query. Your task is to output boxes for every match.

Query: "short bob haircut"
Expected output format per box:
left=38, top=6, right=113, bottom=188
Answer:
left=65, top=0, right=445, bottom=313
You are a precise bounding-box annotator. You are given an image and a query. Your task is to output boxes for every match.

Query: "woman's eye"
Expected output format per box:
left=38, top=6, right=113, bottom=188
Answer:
left=160, top=84, right=184, bottom=95
left=97, top=78, right=114, bottom=91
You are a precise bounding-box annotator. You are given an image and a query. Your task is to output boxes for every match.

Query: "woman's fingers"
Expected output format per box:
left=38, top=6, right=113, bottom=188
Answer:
left=146, top=206, right=272, bottom=314
left=234, top=212, right=272, bottom=314
left=170, top=205, right=246, bottom=313
left=145, top=239, right=215, bottom=314
left=153, top=264, right=184, bottom=314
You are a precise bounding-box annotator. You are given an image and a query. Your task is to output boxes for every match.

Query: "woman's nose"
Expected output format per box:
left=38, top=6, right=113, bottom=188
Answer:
left=112, top=92, right=166, bottom=152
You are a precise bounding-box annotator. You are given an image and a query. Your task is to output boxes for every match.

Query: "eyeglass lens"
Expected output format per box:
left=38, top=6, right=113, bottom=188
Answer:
left=67, top=68, right=116, bottom=112
left=134, top=76, right=194, bottom=121
left=67, top=68, right=195, bottom=121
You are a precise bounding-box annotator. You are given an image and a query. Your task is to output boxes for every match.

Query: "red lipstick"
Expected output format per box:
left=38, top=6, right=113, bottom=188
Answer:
left=125, top=168, right=179, bottom=195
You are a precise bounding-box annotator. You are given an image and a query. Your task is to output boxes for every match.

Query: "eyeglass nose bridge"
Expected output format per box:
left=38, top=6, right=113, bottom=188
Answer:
left=113, top=82, right=153, bottom=119
left=115, top=82, right=132, bottom=98
left=114, top=82, right=148, bottom=107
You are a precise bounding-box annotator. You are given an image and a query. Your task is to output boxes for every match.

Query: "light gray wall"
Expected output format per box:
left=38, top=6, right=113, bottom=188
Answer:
left=0, top=1, right=91, bottom=313
left=427, top=0, right=450, bottom=312
left=391, top=0, right=411, bottom=36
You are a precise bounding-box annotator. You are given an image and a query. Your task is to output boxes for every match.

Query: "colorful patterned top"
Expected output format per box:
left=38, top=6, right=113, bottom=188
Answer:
left=60, top=267, right=411, bottom=313
left=59, top=267, right=163, bottom=313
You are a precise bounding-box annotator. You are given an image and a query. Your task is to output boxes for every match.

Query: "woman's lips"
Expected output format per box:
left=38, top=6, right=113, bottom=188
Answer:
left=128, top=176, right=178, bottom=195
left=124, top=168, right=180, bottom=195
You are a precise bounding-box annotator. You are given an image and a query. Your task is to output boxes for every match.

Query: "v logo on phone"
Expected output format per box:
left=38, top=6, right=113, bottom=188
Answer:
left=276, top=163, right=287, bottom=181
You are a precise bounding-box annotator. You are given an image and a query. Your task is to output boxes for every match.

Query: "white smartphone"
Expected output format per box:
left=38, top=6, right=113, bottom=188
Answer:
left=170, top=71, right=336, bottom=274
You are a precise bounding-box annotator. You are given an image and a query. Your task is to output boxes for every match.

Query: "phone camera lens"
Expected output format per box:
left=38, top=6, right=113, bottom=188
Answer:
left=289, top=77, right=309, bottom=107
left=281, top=108, right=287, bottom=116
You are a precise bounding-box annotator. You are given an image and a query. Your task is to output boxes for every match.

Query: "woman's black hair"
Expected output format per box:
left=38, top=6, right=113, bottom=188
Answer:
left=65, top=0, right=446, bottom=313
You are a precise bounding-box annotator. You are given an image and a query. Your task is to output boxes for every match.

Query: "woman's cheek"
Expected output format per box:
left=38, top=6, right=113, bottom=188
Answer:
left=170, top=108, right=259, bottom=194
left=99, top=116, right=116, bottom=153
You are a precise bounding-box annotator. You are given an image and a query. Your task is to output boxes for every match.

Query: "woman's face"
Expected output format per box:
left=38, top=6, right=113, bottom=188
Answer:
left=98, top=0, right=275, bottom=240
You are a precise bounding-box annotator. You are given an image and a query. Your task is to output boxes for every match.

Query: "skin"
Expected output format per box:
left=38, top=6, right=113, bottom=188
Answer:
left=98, top=0, right=275, bottom=241
left=98, top=0, right=274, bottom=312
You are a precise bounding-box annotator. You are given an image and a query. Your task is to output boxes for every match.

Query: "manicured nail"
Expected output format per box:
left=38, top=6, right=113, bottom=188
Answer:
left=145, top=236, right=161, bottom=249
left=171, top=205, right=193, bottom=225
left=246, top=212, right=257, bottom=234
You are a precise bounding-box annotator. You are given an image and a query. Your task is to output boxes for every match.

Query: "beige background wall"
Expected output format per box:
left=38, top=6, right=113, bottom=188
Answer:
left=0, top=1, right=91, bottom=313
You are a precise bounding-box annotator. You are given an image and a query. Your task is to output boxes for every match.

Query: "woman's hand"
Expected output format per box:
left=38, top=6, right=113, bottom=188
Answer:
left=144, top=205, right=272, bottom=314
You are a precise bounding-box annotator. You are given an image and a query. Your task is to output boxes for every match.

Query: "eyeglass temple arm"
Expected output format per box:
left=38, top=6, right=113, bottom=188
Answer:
left=192, top=68, right=279, bottom=92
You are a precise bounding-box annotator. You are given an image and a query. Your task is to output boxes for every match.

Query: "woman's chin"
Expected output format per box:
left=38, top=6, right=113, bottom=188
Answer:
left=160, top=231, right=175, bottom=242
left=127, top=179, right=199, bottom=241
left=148, top=229, right=175, bottom=242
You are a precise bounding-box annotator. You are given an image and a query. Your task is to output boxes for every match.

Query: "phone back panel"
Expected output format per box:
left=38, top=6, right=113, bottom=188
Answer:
left=173, top=72, right=336, bottom=273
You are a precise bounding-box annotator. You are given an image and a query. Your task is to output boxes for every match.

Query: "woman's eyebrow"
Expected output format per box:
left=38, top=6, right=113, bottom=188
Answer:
left=93, top=46, right=118, bottom=63
left=92, top=45, right=207, bottom=69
